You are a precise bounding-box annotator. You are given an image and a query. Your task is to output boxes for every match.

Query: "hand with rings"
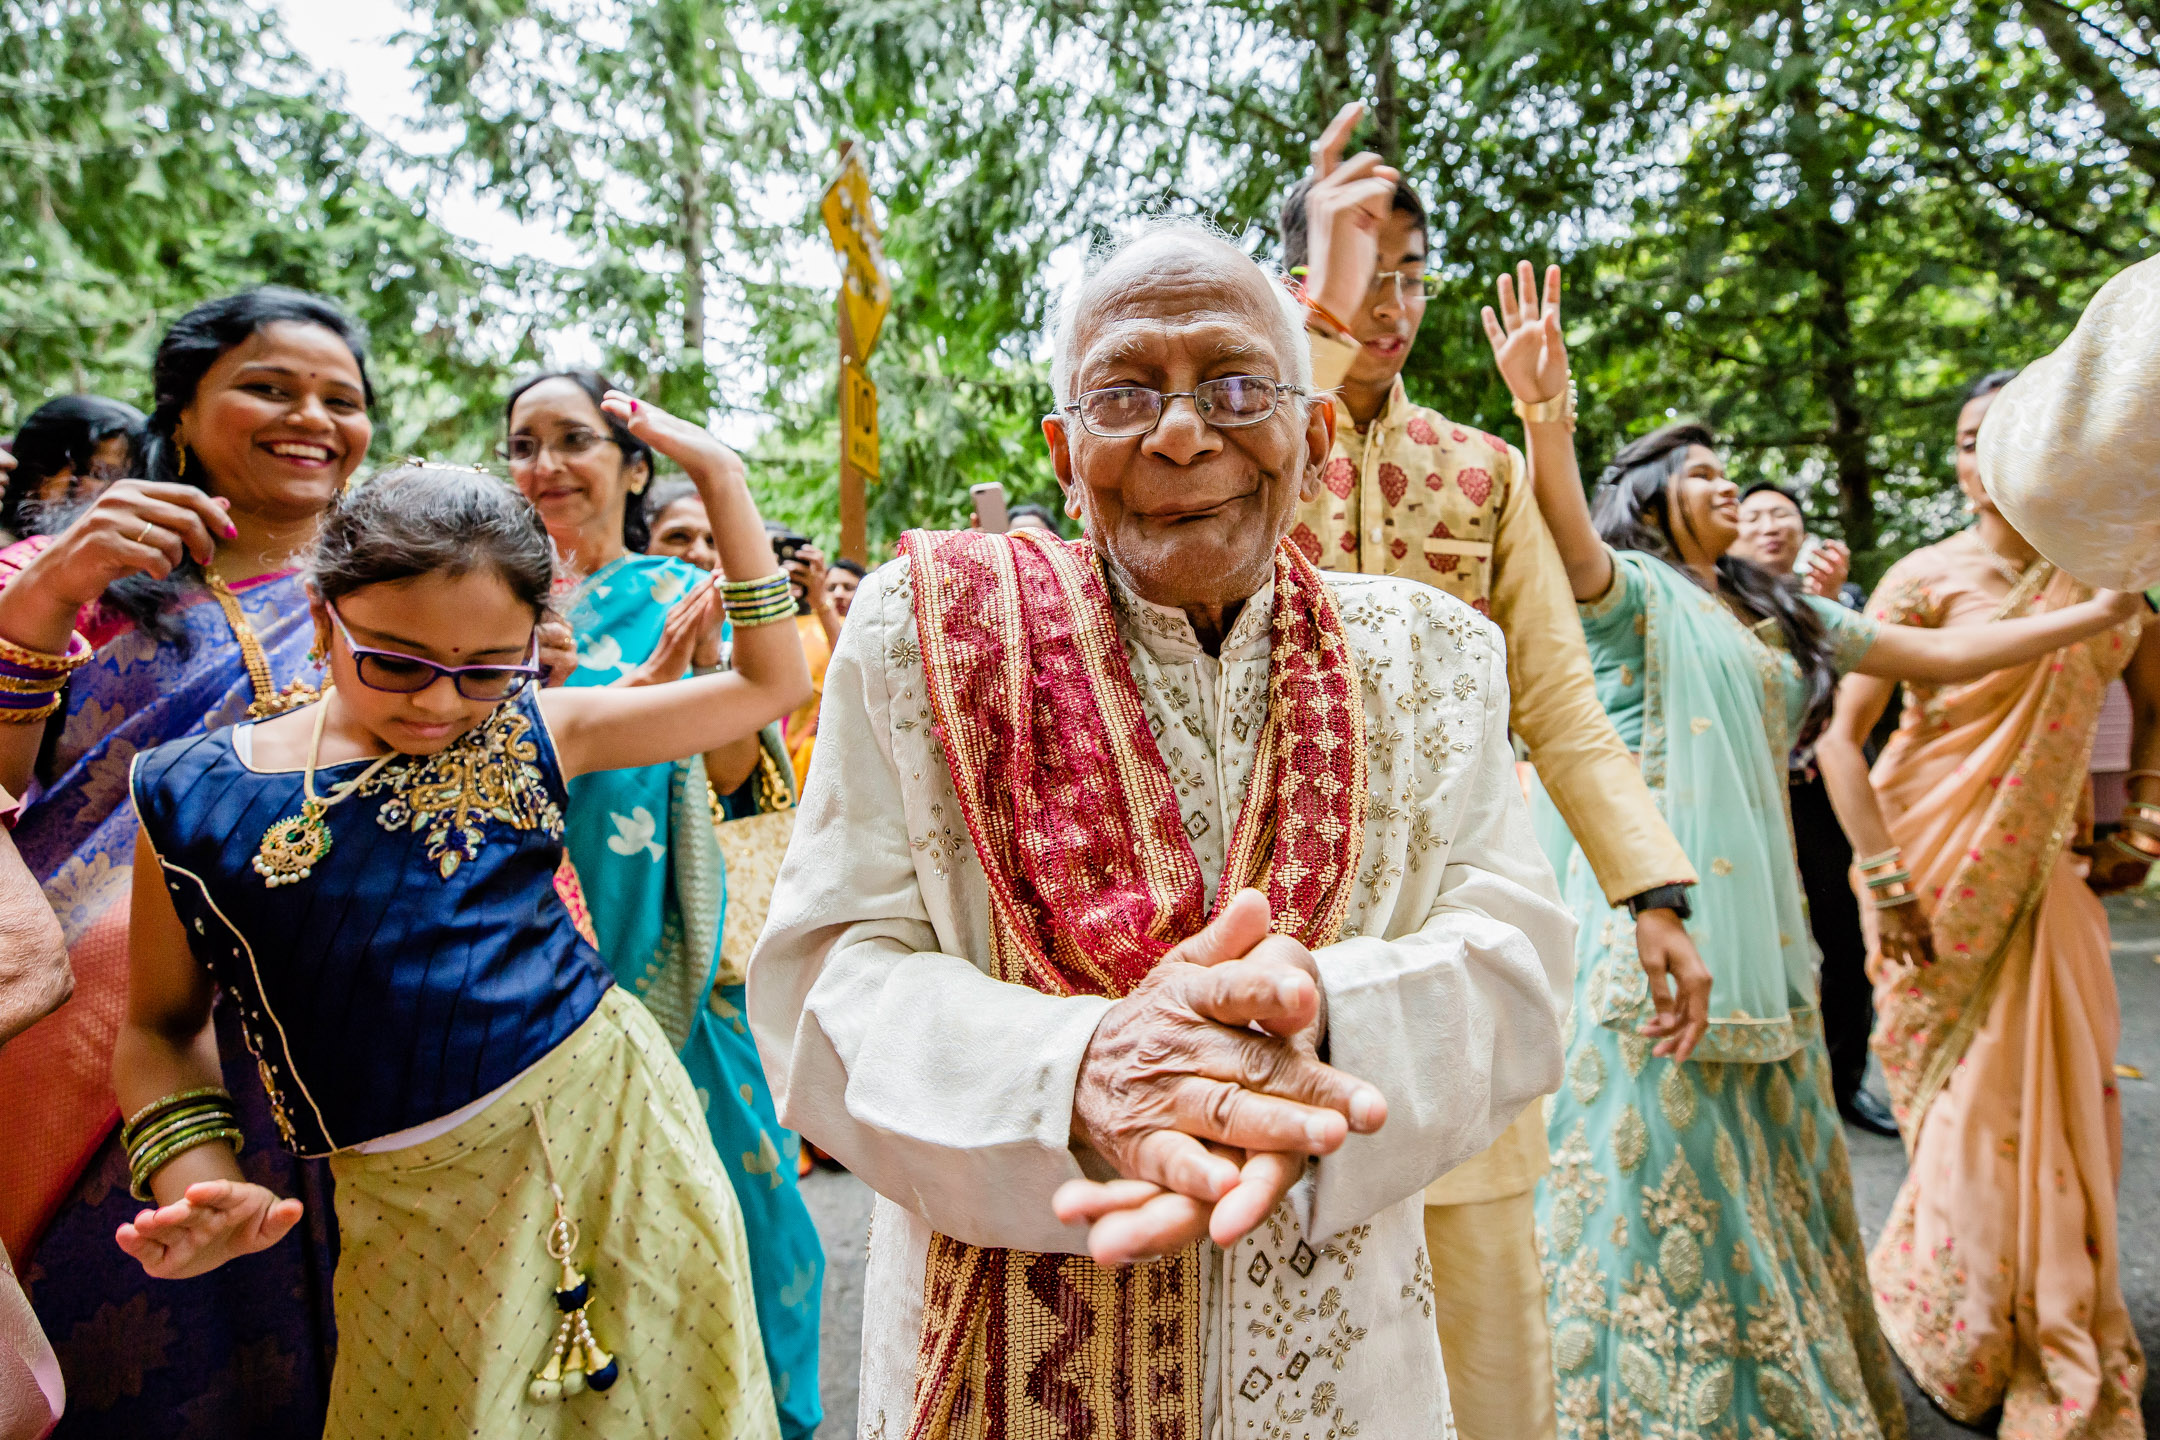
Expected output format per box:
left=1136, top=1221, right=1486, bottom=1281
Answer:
left=0, top=482, right=236, bottom=640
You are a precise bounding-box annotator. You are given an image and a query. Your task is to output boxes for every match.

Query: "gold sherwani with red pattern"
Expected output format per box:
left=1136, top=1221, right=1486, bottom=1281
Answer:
left=1294, top=332, right=1693, bottom=1230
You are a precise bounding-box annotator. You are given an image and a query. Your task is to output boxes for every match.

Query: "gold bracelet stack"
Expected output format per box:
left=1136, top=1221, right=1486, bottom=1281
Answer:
left=122, top=1086, right=244, bottom=1202
left=1858, top=847, right=1918, bottom=909
left=2108, top=799, right=2160, bottom=864
left=0, top=630, right=91, bottom=725
left=720, top=573, right=795, bottom=629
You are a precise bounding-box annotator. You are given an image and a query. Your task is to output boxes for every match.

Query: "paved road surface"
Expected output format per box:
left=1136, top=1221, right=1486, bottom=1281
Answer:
left=801, top=891, right=2160, bottom=1437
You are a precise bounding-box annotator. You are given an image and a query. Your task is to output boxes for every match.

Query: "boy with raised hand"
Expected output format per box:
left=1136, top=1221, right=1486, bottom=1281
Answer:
left=1279, top=103, right=1708, bottom=1440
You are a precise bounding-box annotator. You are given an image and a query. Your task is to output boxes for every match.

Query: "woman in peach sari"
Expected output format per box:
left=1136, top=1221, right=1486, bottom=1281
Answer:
left=1816, top=370, right=2157, bottom=1439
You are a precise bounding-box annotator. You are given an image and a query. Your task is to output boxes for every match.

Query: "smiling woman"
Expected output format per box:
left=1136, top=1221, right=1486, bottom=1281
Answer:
left=0, top=288, right=375, bottom=1439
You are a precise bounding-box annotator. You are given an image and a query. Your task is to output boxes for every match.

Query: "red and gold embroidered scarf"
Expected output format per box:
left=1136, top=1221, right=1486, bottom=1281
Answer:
left=899, top=526, right=1366, bottom=1440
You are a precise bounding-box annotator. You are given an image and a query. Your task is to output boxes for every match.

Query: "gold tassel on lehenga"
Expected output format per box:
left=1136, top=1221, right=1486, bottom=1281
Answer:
left=524, top=1103, right=620, bottom=1402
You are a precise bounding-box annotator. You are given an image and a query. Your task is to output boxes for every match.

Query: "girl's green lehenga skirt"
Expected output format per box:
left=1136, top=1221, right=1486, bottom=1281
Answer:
left=325, top=989, right=778, bottom=1440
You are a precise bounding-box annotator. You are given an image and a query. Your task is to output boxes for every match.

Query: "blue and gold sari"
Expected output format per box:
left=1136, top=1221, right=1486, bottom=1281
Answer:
left=560, top=552, right=824, bottom=1438
left=0, top=557, right=339, bottom=1439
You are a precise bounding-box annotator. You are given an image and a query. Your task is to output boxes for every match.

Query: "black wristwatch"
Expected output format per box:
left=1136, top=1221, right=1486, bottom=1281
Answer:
left=1624, top=884, right=1693, bottom=921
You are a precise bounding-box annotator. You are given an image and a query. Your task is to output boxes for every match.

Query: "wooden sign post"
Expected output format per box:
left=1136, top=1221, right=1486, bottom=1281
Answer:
left=820, top=141, right=891, bottom=566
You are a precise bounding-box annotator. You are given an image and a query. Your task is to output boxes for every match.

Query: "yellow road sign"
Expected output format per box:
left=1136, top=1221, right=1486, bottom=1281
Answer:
left=842, top=359, right=879, bottom=480
left=821, top=146, right=892, bottom=357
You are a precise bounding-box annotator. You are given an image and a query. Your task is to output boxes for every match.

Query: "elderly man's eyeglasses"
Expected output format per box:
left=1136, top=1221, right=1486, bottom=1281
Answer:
left=1059, top=375, right=1311, bottom=439
left=1289, top=266, right=1445, bottom=306
left=495, top=428, right=617, bottom=466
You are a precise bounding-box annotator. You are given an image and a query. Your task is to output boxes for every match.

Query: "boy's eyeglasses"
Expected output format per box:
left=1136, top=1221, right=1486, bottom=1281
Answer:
left=1288, top=265, right=1445, bottom=304
left=495, top=428, right=617, bottom=466
left=327, top=603, right=542, bottom=700
left=1057, top=375, right=1310, bottom=439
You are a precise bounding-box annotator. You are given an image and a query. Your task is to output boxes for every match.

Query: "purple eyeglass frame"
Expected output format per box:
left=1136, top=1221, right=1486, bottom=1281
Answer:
left=326, top=602, right=543, bottom=699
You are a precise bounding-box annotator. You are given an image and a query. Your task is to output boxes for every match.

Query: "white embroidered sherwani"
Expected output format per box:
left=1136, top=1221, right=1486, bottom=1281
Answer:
left=749, top=557, right=1576, bottom=1439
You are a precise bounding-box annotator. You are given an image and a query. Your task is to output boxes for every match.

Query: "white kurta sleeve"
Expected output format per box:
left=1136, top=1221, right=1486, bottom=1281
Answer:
left=1301, top=622, right=1574, bottom=1240
left=747, top=567, right=1110, bottom=1255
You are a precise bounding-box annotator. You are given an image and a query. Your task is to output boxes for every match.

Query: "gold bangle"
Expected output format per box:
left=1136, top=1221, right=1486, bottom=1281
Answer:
left=2111, top=826, right=2160, bottom=859
left=0, top=630, right=90, bottom=675
left=2119, top=813, right=2160, bottom=844
left=0, top=696, right=62, bottom=726
left=0, top=669, right=69, bottom=695
left=2107, top=833, right=2160, bottom=867
left=1511, top=377, right=1577, bottom=432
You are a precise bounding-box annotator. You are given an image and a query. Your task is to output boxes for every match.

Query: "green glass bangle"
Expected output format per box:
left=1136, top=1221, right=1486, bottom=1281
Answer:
left=121, top=1086, right=236, bottom=1145
left=1854, top=848, right=1902, bottom=872
left=128, top=1123, right=245, bottom=1202
left=718, top=573, right=791, bottom=600
left=1873, top=890, right=1920, bottom=909
left=1864, top=870, right=1913, bottom=890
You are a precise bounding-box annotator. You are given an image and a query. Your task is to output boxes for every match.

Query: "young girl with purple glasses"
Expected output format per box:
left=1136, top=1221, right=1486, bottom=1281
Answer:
left=107, top=393, right=809, bottom=1439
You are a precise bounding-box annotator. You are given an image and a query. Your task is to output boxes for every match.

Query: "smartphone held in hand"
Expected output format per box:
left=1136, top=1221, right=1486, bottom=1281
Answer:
left=970, top=482, right=1010, bottom=534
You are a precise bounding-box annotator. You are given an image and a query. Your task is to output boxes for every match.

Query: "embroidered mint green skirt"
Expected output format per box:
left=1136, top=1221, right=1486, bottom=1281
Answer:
left=1537, top=1006, right=1907, bottom=1440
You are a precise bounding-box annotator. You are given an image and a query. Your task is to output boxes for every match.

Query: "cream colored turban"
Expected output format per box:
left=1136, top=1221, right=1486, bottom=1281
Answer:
left=1979, top=254, right=2160, bottom=590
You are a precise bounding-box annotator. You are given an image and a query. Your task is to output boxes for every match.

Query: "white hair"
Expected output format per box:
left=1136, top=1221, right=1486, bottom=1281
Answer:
left=1049, top=218, right=1314, bottom=408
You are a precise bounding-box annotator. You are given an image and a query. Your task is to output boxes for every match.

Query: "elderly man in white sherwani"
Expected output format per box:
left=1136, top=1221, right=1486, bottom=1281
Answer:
left=750, top=221, right=1575, bottom=1440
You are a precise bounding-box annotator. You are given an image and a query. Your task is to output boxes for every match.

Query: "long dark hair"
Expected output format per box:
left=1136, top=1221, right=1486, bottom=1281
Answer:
left=5, top=394, right=146, bottom=535
left=103, top=288, right=374, bottom=646
left=307, top=466, right=555, bottom=618
left=502, top=370, right=654, bottom=554
left=1591, top=421, right=1840, bottom=742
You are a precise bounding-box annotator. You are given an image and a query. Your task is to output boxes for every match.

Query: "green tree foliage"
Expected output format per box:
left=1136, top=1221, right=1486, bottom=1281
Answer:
left=0, top=0, right=516, bottom=457
left=757, top=0, right=2160, bottom=572
left=406, top=0, right=796, bottom=425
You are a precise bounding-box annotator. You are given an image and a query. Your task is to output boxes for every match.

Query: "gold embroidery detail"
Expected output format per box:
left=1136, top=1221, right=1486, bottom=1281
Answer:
left=1709, top=856, right=1735, bottom=877
left=1569, top=1042, right=1607, bottom=1104
left=1659, top=1063, right=1699, bottom=1131
left=1613, top=1105, right=1648, bottom=1173
left=360, top=707, right=564, bottom=879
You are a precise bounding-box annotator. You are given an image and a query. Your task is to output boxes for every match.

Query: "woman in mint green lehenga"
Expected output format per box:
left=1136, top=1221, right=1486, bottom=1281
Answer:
left=505, top=370, right=824, bottom=1438
left=1480, top=265, right=2146, bottom=1440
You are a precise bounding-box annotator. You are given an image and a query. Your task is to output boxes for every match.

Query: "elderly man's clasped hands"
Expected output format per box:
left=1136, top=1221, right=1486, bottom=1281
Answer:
left=1056, top=889, right=1388, bottom=1265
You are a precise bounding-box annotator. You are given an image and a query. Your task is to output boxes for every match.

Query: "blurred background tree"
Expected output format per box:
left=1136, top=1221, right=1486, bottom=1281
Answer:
left=0, top=0, right=520, bottom=457
left=4, top=0, right=2156, bottom=574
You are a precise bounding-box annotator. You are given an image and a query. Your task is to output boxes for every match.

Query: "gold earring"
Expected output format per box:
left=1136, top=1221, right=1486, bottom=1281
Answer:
left=176, top=444, right=187, bottom=478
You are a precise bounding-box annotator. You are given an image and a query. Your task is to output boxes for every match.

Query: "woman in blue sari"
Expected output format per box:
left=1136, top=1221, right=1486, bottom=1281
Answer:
left=1481, top=264, right=2146, bottom=1440
left=0, top=289, right=379, bottom=1437
left=505, top=371, right=823, bottom=1438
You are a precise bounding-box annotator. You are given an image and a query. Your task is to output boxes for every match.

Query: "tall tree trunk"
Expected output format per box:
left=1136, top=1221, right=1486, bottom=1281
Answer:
left=1367, top=0, right=1400, bottom=157
left=1780, top=0, right=1876, bottom=551
left=679, top=79, right=710, bottom=359
left=1819, top=275, right=1875, bottom=555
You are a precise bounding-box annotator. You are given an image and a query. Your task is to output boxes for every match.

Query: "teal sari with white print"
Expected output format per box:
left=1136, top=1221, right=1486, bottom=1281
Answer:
left=561, top=552, right=824, bottom=1438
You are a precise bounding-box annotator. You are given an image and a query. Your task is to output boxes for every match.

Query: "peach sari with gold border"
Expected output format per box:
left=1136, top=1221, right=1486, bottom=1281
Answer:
left=1863, top=530, right=2145, bottom=1438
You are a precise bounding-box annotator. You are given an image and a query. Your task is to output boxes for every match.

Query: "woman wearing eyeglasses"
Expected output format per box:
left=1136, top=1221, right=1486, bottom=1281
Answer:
left=110, top=460, right=806, bottom=1436
left=501, top=372, right=827, bottom=1438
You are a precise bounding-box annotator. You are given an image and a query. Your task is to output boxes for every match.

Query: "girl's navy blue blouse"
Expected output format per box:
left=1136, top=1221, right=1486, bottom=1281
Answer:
left=130, top=688, right=611, bottom=1155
